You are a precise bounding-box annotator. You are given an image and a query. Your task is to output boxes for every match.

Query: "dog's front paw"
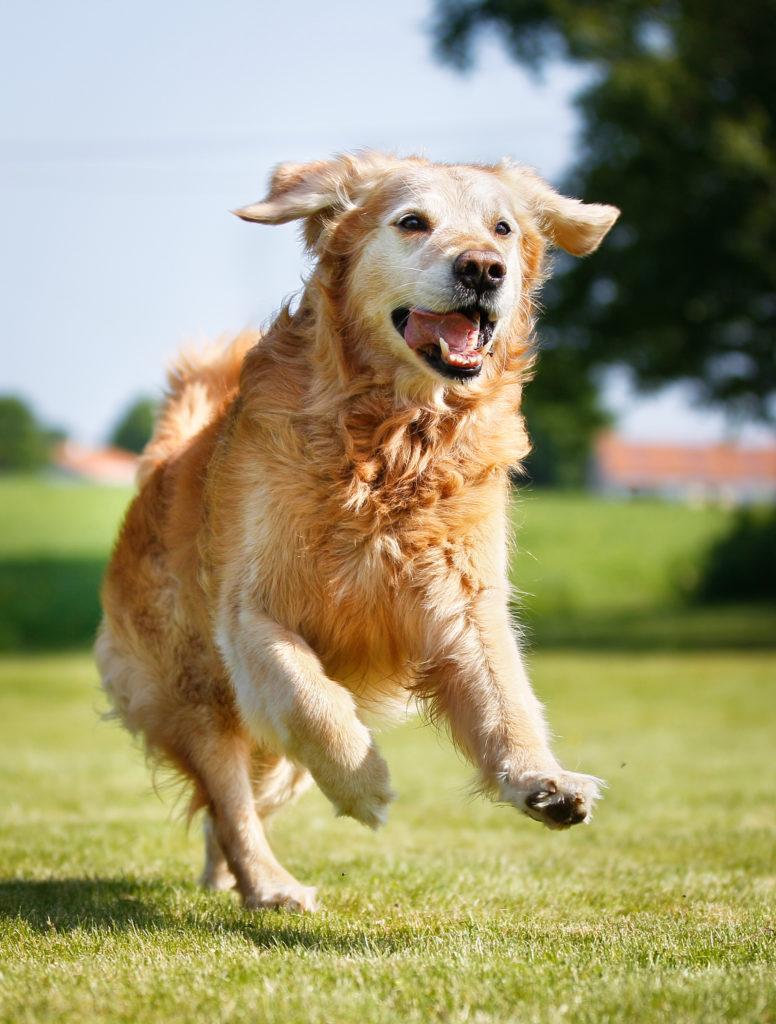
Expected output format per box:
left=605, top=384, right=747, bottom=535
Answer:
left=501, top=769, right=603, bottom=829
left=330, top=744, right=397, bottom=830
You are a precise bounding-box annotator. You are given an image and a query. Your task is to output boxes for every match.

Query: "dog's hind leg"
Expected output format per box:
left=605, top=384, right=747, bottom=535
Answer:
left=200, top=753, right=311, bottom=893
left=200, top=813, right=236, bottom=892
left=218, top=610, right=396, bottom=828
left=252, top=752, right=313, bottom=818
left=190, top=732, right=318, bottom=911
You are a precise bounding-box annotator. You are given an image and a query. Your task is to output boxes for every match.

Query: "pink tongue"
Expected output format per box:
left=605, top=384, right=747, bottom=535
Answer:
left=404, top=310, right=479, bottom=355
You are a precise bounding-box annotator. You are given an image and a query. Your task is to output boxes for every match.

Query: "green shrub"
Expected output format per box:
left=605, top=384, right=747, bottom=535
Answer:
left=694, top=507, right=776, bottom=602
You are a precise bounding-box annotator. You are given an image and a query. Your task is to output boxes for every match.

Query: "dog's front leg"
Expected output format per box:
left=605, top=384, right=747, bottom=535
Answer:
left=421, top=588, right=601, bottom=828
left=218, top=609, right=396, bottom=828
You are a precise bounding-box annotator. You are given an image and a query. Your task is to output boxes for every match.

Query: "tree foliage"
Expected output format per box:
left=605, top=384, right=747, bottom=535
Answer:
left=0, top=396, right=52, bottom=471
left=520, top=348, right=611, bottom=486
left=109, top=397, right=157, bottom=454
left=433, top=0, right=776, bottom=419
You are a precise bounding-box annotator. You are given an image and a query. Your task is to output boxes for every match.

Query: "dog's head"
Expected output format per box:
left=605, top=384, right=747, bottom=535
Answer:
left=235, top=154, right=618, bottom=396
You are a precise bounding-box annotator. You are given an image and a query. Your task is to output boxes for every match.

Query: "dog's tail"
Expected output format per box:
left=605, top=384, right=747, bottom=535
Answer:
left=137, top=331, right=259, bottom=487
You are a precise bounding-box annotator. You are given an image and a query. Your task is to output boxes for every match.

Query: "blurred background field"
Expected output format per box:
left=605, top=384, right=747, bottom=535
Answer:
left=1, top=475, right=774, bottom=654
left=0, top=478, right=129, bottom=651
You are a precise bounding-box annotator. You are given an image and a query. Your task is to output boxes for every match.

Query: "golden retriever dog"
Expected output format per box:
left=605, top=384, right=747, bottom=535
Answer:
left=96, top=152, right=619, bottom=911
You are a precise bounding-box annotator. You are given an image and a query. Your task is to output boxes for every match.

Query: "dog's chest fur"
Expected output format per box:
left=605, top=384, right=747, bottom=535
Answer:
left=208, top=397, right=514, bottom=701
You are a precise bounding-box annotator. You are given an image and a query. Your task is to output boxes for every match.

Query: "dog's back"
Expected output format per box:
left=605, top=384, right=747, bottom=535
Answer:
left=96, top=333, right=260, bottom=798
left=137, top=331, right=258, bottom=487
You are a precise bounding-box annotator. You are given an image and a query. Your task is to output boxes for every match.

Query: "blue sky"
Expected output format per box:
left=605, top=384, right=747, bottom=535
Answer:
left=2, top=0, right=770, bottom=446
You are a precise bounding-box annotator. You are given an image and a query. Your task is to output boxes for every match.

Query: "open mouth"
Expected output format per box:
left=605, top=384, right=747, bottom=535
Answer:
left=391, top=307, right=496, bottom=381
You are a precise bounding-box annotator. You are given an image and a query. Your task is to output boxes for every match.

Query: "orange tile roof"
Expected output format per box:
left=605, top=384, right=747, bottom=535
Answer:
left=52, top=441, right=137, bottom=485
left=594, top=433, right=776, bottom=489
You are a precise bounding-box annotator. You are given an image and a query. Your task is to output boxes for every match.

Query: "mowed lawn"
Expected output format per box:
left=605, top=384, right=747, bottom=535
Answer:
left=0, top=478, right=774, bottom=1023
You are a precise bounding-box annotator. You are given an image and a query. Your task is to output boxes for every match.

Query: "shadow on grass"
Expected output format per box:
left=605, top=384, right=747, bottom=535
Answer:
left=0, top=878, right=173, bottom=932
left=0, top=877, right=413, bottom=954
left=0, top=557, right=106, bottom=651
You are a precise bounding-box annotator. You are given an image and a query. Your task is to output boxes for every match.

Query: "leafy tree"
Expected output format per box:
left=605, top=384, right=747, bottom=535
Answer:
left=520, top=348, right=611, bottom=486
left=109, top=397, right=157, bottom=454
left=433, top=0, right=776, bottom=421
left=0, top=396, right=51, bottom=471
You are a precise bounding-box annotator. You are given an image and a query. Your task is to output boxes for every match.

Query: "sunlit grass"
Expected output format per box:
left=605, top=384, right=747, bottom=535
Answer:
left=1, top=650, right=774, bottom=1023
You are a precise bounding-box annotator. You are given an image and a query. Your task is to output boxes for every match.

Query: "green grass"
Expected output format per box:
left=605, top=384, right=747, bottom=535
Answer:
left=0, top=477, right=131, bottom=557
left=1, top=650, right=774, bottom=1023
left=510, top=491, right=775, bottom=649
left=0, top=477, right=131, bottom=650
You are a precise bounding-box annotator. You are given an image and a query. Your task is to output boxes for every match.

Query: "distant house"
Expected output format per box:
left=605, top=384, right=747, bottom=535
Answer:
left=592, top=433, right=776, bottom=504
left=52, top=441, right=138, bottom=486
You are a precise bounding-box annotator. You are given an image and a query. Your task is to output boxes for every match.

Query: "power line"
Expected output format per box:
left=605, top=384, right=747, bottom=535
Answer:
left=0, top=134, right=275, bottom=164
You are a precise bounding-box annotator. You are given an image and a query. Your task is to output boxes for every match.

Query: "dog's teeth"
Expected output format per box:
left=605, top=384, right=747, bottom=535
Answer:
left=439, top=337, right=452, bottom=362
left=481, top=336, right=495, bottom=357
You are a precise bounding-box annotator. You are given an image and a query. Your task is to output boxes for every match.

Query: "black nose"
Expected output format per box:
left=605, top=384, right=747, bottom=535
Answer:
left=453, top=249, right=507, bottom=293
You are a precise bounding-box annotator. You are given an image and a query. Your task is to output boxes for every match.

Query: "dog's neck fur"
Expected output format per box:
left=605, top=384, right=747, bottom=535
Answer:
left=238, top=281, right=534, bottom=523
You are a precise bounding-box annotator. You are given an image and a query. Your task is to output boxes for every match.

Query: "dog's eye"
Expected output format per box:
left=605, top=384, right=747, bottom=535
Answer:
left=395, top=213, right=429, bottom=233
left=495, top=220, right=512, bottom=236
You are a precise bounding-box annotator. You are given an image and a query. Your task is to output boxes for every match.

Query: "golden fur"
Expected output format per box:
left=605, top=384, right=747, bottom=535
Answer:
left=96, top=152, right=619, bottom=911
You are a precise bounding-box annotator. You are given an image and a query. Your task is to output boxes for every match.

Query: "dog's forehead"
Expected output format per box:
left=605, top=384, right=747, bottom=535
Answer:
left=376, top=163, right=514, bottom=220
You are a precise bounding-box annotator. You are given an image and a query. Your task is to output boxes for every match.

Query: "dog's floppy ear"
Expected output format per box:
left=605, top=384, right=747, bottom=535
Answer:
left=234, top=160, right=349, bottom=225
left=233, top=155, right=382, bottom=247
left=500, top=163, right=620, bottom=256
